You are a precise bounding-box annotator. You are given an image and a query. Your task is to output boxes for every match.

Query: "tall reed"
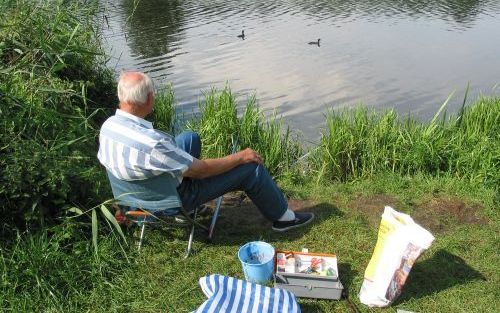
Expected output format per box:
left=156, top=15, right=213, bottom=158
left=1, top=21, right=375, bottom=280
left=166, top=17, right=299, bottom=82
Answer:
left=153, top=86, right=176, bottom=133
left=310, top=97, right=499, bottom=187
left=177, top=87, right=302, bottom=177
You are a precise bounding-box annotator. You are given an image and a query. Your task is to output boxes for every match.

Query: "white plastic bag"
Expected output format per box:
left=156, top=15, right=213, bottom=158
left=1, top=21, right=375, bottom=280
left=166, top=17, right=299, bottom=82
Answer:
left=359, top=206, right=435, bottom=307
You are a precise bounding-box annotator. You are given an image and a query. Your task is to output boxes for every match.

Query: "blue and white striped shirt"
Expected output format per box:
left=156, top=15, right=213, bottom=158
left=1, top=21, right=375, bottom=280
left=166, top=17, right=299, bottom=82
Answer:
left=195, top=274, right=301, bottom=313
left=97, top=109, right=193, bottom=182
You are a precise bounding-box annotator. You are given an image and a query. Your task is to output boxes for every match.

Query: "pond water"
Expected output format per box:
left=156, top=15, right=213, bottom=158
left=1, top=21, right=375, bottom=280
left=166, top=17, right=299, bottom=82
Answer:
left=101, top=0, right=500, bottom=141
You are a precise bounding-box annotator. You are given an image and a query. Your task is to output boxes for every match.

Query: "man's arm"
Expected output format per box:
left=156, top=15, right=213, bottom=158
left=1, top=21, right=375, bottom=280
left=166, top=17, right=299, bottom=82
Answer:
left=183, top=148, right=263, bottom=179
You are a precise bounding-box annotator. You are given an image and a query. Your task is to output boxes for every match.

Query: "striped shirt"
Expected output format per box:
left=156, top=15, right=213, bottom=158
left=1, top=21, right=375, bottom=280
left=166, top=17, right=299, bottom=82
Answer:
left=97, top=109, right=193, bottom=182
left=195, top=274, right=301, bottom=313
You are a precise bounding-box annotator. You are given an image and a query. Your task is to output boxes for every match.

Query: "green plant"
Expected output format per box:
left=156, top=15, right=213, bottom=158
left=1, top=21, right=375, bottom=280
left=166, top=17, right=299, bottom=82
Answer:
left=239, top=96, right=302, bottom=177
left=0, top=220, right=130, bottom=311
left=0, top=0, right=115, bottom=232
left=152, top=85, right=176, bottom=133
left=311, top=97, right=499, bottom=187
left=187, top=87, right=240, bottom=158
left=186, top=87, right=301, bottom=177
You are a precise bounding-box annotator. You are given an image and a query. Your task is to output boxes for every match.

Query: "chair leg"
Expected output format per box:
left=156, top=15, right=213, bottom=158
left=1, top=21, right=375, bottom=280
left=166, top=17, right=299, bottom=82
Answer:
left=137, top=222, right=146, bottom=252
left=184, top=206, right=198, bottom=259
left=207, top=195, right=224, bottom=241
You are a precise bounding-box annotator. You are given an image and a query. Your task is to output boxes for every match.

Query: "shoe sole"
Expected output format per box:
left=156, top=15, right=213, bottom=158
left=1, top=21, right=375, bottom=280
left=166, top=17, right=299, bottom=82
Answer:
left=272, top=213, right=315, bottom=232
left=175, top=205, right=210, bottom=223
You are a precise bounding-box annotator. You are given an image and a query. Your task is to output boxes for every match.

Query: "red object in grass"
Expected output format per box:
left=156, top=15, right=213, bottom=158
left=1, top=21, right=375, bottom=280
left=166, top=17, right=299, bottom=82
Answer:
left=115, top=210, right=126, bottom=224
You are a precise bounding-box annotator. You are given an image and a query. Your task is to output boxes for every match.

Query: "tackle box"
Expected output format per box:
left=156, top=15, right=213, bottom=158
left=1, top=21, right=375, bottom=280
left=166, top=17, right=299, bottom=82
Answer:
left=273, top=250, right=344, bottom=300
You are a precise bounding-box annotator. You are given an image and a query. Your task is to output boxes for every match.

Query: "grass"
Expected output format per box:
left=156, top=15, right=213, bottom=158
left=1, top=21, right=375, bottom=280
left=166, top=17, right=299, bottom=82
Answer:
left=3, top=173, right=497, bottom=312
left=0, top=220, right=127, bottom=311
left=310, top=97, right=499, bottom=187
left=3, top=74, right=499, bottom=312
left=1, top=0, right=499, bottom=312
left=178, top=87, right=302, bottom=177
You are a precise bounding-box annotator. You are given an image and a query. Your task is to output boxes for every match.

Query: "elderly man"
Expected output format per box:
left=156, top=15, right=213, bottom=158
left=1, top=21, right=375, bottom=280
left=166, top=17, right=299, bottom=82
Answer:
left=98, top=72, right=313, bottom=232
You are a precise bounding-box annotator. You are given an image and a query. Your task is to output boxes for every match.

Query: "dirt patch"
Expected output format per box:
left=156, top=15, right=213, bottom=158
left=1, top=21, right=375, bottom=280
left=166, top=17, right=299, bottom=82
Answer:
left=348, top=194, right=488, bottom=233
left=413, top=196, right=488, bottom=234
left=206, top=193, right=326, bottom=234
left=348, top=194, right=400, bottom=228
left=287, top=199, right=318, bottom=212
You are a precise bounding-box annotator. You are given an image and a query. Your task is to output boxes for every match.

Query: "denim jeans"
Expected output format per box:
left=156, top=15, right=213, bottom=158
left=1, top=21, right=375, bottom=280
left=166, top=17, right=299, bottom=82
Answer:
left=175, top=131, right=288, bottom=221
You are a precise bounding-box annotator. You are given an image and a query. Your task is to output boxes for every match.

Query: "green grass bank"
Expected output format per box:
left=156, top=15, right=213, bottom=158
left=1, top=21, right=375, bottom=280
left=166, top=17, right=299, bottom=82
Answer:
left=1, top=0, right=499, bottom=312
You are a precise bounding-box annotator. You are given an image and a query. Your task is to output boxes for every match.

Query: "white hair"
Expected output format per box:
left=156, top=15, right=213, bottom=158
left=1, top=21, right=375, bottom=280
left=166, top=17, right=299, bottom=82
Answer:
left=117, top=72, right=154, bottom=105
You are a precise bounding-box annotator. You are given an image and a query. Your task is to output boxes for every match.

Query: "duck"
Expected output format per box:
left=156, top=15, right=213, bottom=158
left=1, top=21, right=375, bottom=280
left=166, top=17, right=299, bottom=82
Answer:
left=237, top=30, right=245, bottom=39
left=308, top=38, right=320, bottom=46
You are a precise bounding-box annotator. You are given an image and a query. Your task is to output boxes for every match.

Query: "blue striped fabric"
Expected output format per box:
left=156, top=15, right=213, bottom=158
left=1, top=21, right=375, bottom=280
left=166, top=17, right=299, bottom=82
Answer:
left=97, top=109, right=193, bottom=182
left=194, top=275, right=301, bottom=313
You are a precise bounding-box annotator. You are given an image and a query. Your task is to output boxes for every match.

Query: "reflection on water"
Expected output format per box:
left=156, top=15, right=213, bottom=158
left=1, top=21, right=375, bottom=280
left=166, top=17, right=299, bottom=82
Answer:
left=101, top=0, right=500, bottom=140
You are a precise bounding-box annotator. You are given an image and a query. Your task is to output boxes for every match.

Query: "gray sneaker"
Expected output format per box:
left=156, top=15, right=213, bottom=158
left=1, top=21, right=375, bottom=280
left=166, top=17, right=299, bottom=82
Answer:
left=272, top=212, right=314, bottom=232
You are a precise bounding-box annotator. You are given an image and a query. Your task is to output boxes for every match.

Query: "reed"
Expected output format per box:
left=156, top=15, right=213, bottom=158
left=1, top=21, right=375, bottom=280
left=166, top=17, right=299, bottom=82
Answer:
left=239, top=96, right=302, bottom=177
left=188, top=87, right=240, bottom=158
left=153, top=86, right=176, bottom=133
left=153, top=84, right=498, bottom=186
left=310, top=97, right=499, bottom=187
left=181, top=88, right=301, bottom=177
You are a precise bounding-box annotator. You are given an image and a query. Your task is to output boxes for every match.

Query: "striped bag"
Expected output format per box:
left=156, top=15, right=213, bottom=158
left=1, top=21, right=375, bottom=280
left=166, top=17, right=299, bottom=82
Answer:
left=194, top=274, right=301, bottom=313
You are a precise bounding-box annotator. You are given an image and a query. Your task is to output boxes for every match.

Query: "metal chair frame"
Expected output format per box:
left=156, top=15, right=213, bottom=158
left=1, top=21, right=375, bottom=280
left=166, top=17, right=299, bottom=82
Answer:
left=121, top=206, right=209, bottom=258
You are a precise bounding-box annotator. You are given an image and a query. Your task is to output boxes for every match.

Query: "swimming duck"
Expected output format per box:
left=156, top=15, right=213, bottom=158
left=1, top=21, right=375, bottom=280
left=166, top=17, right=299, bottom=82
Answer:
left=308, top=38, right=320, bottom=46
left=237, top=30, right=245, bottom=39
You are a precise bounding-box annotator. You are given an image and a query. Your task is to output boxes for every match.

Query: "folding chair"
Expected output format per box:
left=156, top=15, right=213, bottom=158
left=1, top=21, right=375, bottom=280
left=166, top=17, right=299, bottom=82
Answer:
left=107, top=170, right=208, bottom=258
left=106, top=138, right=238, bottom=255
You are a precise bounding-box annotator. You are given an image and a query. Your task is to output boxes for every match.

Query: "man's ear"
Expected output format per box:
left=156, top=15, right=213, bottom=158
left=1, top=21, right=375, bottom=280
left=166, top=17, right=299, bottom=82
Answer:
left=148, top=93, right=155, bottom=108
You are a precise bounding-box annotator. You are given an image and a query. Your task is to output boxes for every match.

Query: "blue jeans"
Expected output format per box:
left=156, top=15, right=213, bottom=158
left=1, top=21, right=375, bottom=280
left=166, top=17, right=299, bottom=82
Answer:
left=175, top=131, right=288, bottom=221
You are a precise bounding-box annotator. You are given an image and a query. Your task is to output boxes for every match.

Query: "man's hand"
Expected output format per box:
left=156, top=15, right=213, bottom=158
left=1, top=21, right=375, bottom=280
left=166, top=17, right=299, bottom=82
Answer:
left=236, top=148, right=263, bottom=165
left=183, top=148, right=263, bottom=179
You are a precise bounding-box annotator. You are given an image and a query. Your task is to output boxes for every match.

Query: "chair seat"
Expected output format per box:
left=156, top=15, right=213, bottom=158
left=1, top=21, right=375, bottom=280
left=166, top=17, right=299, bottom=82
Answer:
left=106, top=170, right=206, bottom=256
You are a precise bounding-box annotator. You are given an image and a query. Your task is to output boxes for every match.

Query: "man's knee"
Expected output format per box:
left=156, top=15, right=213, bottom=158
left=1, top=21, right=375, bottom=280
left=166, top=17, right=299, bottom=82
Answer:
left=176, top=131, right=200, bottom=145
left=238, top=163, right=269, bottom=185
left=175, top=131, right=201, bottom=157
left=238, top=162, right=259, bottom=174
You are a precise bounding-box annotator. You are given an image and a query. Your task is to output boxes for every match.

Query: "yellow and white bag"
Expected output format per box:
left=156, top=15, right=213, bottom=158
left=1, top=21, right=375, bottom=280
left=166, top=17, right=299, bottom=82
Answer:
left=359, top=206, right=434, bottom=307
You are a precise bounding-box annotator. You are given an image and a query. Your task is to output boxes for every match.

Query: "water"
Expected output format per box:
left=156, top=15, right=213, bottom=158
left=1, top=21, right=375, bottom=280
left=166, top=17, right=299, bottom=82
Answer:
left=101, top=0, right=500, bottom=140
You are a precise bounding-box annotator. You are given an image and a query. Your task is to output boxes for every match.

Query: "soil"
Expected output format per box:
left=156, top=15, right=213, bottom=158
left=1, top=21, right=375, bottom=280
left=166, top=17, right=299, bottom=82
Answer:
left=347, top=193, right=487, bottom=233
left=348, top=194, right=401, bottom=228
left=413, top=196, right=488, bottom=234
left=204, top=192, right=271, bottom=234
left=205, top=193, right=326, bottom=235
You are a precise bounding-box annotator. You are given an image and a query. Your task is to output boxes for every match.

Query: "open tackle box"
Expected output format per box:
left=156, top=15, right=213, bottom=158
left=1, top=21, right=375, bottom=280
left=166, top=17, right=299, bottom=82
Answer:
left=273, top=250, right=344, bottom=299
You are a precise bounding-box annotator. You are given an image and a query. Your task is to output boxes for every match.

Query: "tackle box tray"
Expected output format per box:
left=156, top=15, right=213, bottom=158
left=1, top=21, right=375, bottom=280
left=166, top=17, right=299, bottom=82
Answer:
left=274, top=272, right=343, bottom=299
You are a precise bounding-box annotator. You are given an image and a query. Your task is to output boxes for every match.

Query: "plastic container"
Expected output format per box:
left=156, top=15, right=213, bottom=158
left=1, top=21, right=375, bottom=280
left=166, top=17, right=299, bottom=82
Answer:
left=238, top=241, right=275, bottom=284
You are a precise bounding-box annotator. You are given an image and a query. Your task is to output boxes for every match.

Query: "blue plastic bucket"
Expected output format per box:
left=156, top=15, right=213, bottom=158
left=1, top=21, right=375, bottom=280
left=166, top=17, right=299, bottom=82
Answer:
left=238, top=241, right=275, bottom=284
